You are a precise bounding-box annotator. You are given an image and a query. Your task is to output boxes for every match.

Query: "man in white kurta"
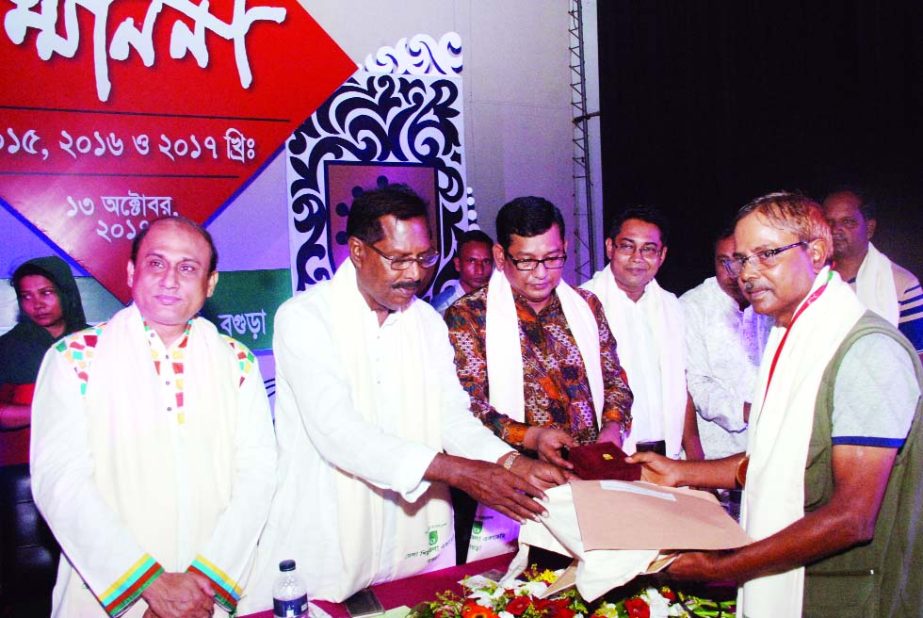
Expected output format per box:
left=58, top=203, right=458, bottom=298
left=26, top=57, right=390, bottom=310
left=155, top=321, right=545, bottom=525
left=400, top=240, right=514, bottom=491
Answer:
left=582, top=207, right=686, bottom=459
left=30, top=218, right=277, bottom=618
left=243, top=185, right=563, bottom=611
left=680, top=233, right=771, bottom=459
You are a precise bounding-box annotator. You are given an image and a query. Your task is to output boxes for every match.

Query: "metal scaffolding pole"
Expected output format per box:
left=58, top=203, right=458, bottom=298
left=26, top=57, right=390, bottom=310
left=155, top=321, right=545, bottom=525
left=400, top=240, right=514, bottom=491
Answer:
left=568, top=0, right=598, bottom=281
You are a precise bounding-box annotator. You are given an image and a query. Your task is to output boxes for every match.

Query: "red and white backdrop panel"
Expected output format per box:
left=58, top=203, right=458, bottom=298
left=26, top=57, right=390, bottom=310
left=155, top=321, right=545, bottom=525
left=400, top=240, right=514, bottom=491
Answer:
left=285, top=34, right=475, bottom=301
left=0, top=0, right=354, bottom=302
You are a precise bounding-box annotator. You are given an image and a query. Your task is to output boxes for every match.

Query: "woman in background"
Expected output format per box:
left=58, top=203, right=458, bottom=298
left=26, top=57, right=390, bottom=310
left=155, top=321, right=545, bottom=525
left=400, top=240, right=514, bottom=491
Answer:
left=0, top=255, right=88, bottom=616
left=0, top=256, right=88, bottom=455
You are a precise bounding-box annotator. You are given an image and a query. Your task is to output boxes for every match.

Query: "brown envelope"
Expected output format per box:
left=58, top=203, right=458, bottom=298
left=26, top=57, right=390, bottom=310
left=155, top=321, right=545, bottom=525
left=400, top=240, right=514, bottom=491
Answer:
left=571, top=480, right=751, bottom=551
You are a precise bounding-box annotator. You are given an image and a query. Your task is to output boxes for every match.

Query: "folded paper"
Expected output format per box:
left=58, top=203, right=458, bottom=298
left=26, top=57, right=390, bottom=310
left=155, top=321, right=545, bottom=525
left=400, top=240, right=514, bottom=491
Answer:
left=502, top=481, right=750, bottom=601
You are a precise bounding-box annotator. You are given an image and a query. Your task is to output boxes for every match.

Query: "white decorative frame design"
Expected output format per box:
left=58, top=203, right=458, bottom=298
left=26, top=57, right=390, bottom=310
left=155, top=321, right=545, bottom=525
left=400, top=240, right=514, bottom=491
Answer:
left=286, top=34, right=470, bottom=299
left=362, top=33, right=462, bottom=76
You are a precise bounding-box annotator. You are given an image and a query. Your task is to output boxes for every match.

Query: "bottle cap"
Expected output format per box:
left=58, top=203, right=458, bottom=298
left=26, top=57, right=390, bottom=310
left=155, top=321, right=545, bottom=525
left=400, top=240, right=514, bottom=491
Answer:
left=279, top=559, right=296, bottom=572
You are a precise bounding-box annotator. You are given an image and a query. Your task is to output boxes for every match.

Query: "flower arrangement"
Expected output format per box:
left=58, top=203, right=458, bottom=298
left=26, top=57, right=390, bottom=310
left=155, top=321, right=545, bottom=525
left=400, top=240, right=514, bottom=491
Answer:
left=407, top=566, right=735, bottom=618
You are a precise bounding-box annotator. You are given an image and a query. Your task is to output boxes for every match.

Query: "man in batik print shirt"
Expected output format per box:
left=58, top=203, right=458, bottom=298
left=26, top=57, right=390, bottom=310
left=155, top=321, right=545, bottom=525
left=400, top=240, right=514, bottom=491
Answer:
left=446, top=196, right=633, bottom=466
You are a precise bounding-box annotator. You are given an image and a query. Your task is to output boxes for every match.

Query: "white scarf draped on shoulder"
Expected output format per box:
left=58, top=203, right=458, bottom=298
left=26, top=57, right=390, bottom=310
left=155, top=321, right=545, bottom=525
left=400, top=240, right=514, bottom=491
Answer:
left=88, top=305, right=241, bottom=572
left=582, top=267, right=685, bottom=458
left=854, top=242, right=899, bottom=326
left=327, top=259, right=450, bottom=598
left=740, top=267, right=865, bottom=617
left=485, top=268, right=604, bottom=425
left=47, top=305, right=249, bottom=616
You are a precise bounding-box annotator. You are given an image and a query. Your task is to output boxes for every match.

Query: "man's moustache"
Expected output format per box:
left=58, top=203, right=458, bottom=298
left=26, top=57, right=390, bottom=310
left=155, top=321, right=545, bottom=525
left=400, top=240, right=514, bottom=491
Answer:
left=392, top=281, right=421, bottom=291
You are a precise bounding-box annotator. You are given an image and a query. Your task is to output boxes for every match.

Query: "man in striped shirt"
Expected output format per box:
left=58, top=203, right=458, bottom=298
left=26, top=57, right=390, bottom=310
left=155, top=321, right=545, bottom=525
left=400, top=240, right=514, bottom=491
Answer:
left=823, top=188, right=923, bottom=360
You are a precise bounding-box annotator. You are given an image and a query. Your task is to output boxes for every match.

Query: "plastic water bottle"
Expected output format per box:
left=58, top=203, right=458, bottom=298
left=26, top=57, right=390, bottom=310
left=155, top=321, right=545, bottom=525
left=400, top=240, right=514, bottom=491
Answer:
left=272, top=559, right=308, bottom=618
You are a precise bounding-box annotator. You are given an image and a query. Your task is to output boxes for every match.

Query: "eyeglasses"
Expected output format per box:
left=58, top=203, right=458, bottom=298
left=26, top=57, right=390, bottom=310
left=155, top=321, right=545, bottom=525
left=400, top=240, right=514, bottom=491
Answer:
left=614, top=241, right=662, bottom=259
left=722, top=241, right=807, bottom=277
left=505, top=252, right=567, bottom=271
left=365, top=242, right=440, bottom=270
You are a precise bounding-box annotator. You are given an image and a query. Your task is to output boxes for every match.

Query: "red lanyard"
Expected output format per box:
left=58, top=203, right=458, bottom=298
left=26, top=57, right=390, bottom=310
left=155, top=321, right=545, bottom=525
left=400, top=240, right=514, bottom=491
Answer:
left=762, top=270, right=833, bottom=402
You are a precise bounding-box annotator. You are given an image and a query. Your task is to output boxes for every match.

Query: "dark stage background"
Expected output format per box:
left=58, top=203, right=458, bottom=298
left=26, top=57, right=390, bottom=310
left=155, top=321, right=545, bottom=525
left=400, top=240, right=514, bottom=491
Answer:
left=597, top=1, right=923, bottom=294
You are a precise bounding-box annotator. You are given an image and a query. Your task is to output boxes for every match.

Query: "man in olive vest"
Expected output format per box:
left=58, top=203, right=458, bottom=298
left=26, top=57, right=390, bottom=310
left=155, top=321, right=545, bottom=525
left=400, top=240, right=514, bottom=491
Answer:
left=630, top=191, right=923, bottom=618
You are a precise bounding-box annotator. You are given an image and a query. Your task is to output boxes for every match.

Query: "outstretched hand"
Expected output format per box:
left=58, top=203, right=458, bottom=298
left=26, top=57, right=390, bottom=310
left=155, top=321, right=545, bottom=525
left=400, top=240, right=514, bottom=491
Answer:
left=508, top=453, right=570, bottom=490
left=426, top=454, right=548, bottom=523
left=524, top=427, right=575, bottom=469
left=626, top=450, right=683, bottom=487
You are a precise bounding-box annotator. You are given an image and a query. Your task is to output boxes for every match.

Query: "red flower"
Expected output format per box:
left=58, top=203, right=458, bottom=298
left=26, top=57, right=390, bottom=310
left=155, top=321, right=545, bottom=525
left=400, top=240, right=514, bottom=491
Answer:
left=505, top=595, right=532, bottom=616
left=534, top=598, right=563, bottom=612
left=660, top=588, right=677, bottom=602
left=624, top=597, right=650, bottom=618
left=461, top=601, right=499, bottom=618
left=532, top=598, right=574, bottom=617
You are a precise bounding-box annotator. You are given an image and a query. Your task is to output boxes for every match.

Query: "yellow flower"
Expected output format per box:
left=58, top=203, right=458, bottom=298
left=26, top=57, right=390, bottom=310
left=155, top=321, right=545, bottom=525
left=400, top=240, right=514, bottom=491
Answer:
left=534, top=569, right=558, bottom=584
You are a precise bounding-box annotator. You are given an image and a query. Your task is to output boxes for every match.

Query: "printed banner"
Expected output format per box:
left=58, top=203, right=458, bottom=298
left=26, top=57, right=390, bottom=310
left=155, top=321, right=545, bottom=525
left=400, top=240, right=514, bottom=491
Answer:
left=201, top=268, right=290, bottom=351
left=0, top=0, right=355, bottom=302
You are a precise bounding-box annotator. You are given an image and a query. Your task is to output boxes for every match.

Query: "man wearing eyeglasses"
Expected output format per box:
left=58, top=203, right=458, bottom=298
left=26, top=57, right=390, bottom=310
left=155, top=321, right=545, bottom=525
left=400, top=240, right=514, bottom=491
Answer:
left=582, top=206, right=688, bottom=460
left=444, top=196, right=632, bottom=559
left=430, top=229, right=495, bottom=315
left=242, top=185, right=566, bottom=610
left=446, top=196, right=633, bottom=461
left=630, top=192, right=923, bottom=617
left=823, top=187, right=923, bottom=361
